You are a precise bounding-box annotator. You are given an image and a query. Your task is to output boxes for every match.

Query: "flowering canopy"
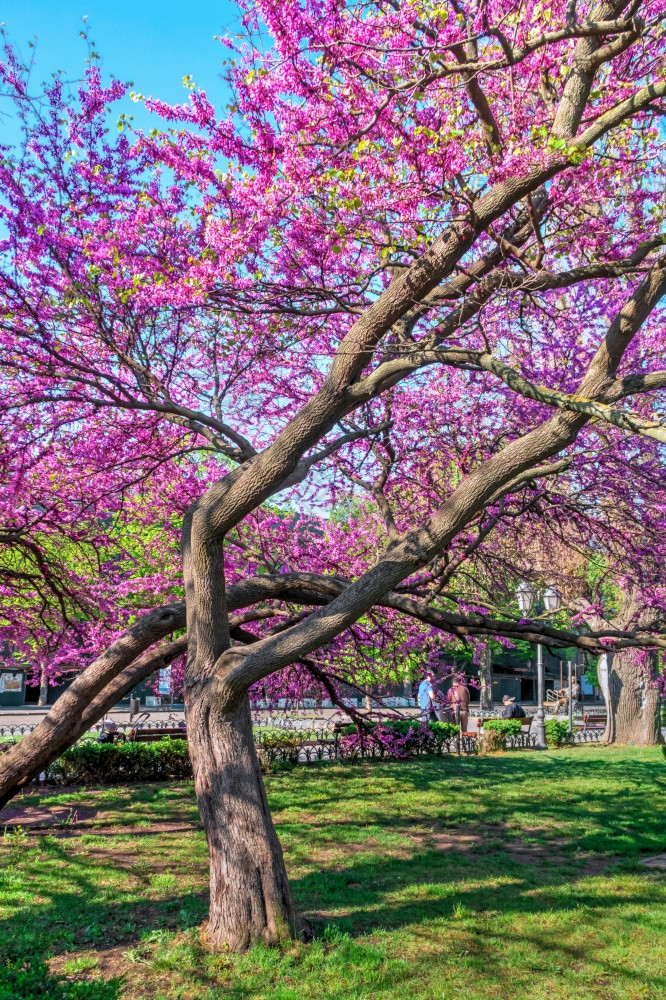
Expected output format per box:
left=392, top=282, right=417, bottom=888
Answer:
left=1, top=0, right=666, bottom=707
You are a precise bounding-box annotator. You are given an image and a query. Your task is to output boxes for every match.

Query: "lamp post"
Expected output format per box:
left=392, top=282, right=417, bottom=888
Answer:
left=567, top=659, right=574, bottom=734
left=516, top=582, right=561, bottom=749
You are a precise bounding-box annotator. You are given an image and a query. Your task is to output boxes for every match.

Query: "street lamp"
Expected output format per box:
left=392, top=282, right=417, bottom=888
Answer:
left=516, top=582, right=561, bottom=749
left=515, top=581, right=535, bottom=613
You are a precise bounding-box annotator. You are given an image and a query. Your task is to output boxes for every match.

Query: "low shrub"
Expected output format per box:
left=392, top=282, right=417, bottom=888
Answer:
left=256, top=728, right=304, bottom=750
left=427, top=721, right=461, bottom=741
left=381, top=719, right=418, bottom=737
left=544, top=719, right=570, bottom=748
left=255, top=729, right=304, bottom=771
left=482, top=719, right=523, bottom=737
left=43, top=717, right=469, bottom=785
left=338, top=719, right=461, bottom=759
left=48, top=737, right=191, bottom=785
left=477, top=729, right=505, bottom=754
left=384, top=719, right=460, bottom=741
left=340, top=719, right=460, bottom=741
left=338, top=722, right=373, bottom=737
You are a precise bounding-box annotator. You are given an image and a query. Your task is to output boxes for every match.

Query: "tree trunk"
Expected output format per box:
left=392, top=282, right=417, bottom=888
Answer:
left=37, top=668, right=49, bottom=707
left=185, top=686, right=298, bottom=951
left=479, top=646, right=493, bottom=712
left=601, top=650, right=663, bottom=747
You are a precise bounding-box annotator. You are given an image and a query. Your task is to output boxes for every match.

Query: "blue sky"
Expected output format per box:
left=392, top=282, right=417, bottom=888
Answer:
left=1, top=1, right=239, bottom=138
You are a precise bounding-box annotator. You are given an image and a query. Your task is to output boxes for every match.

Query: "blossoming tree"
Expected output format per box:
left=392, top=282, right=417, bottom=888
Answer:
left=2, top=0, right=666, bottom=949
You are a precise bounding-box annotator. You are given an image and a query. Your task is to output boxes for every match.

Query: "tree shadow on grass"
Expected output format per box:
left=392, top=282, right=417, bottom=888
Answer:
left=0, top=828, right=209, bottom=1000
left=292, top=846, right=666, bottom=992
left=271, top=748, right=666, bottom=802
left=1, top=751, right=663, bottom=998
left=1, top=837, right=664, bottom=998
left=0, top=955, right=123, bottom=1000
left=0, top=884, right=209, bottom=1000
left=272, top=751, right=666, bottom=858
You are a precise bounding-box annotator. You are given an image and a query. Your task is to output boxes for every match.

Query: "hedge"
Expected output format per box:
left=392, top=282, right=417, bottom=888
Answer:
left=483, top=717, right=570, bottom=747
left=48, top=737, right=192, bottom=785
left=383, top=719, right=461, bottom=741
left=482, top=719, right=523, bottom=737
left=30, top=716, right=582, bottom=787
left=339, top=719, right=460, bottom=741
left=36, top=721, right=473, bottom=785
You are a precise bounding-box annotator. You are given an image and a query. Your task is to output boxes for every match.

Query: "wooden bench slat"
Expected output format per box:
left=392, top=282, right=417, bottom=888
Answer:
left=132, top=728, right=187, bottom=742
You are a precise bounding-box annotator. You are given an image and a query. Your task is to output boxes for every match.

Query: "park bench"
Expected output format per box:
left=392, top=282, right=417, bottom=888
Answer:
left=577, top=714, right=606, bottom=732
left=130, top=726, right=187, bottom=743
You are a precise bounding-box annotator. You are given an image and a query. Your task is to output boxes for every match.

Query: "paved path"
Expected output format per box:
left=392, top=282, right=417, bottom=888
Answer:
left=0, top=706, right=390, bottom=729
left=0, top=706, right=186, bottom=728
left=0, top=702, right=605, bottom=728
left=2, top=704, right=663, bottom=743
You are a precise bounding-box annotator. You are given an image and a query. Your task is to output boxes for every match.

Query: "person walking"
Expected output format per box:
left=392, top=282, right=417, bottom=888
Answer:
left=418, top=675, right=438, bottom=725
left=447, top=675, right=470, bottom=733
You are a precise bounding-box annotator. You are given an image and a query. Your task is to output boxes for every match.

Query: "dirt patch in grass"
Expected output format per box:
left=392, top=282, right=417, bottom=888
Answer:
left=1, top=806, right=202, bottom=836
left=0, top=804, right=99, bottom=828
left=314, top=836, right=415, bottom=866
left=576, top=853, right=623, bottom=875
left=31, top=820, right=202, bottom=838
left=408, top=829, right=484, bottom=852
left=76, top=848, right=187, bottom=872
left=404, top=822, right=621, bottom=874
left=12, top=784, right=108, bottom=799
left=87, top=945, right=129, bottom=979
left=49, top=946, right=128, bottom=980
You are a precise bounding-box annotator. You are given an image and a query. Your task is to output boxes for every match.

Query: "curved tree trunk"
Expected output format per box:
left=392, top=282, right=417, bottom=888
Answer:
left=0, top=637, right=187, bottom=807
left=185, top=685, right=297, bottom=951
left=602, top=649, right=663, bottom=746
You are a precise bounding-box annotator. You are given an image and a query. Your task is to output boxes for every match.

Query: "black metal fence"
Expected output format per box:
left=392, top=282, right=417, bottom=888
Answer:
left=0, top=717, right=604, bottom=786
left=0, top=719, right=606, bottom=745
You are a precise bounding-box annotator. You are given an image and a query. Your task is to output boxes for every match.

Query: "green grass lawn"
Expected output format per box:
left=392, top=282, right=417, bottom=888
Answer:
left=1, top=745, right=665, bottom=1000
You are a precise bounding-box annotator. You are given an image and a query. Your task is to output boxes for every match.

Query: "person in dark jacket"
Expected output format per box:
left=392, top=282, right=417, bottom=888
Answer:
left=501, top=695, right=526, bottom=719
left=96, top=718, right=120, bottom=744
left=447, top=675, right=470, bottom=732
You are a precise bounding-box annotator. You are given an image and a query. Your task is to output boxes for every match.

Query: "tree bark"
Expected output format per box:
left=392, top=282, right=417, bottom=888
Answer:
left=185, top=684, right=297, bottom=951
left=37, top=667, right=49, bottom=707
left=602, top=650, right=663, bottom=746
left=479, top=646, right=493, bottom=711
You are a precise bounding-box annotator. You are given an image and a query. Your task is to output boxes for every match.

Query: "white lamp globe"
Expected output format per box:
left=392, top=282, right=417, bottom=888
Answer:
left=543, top=586, right=561, bottom=613
left=515, top=581, right=535, bottom=613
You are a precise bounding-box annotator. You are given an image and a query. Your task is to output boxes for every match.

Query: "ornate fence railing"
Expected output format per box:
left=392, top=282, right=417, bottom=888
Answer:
left=0, top=719, right=605, bottom=744
left=563, top=728, right=604, bottom=744
left=0, top=715, right=604, bottom=786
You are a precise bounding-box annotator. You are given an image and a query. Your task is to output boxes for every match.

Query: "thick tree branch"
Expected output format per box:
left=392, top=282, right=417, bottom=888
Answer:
left=209, top=263, right=666, bottom=697
left=478, top=353, right=666, bottom=444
